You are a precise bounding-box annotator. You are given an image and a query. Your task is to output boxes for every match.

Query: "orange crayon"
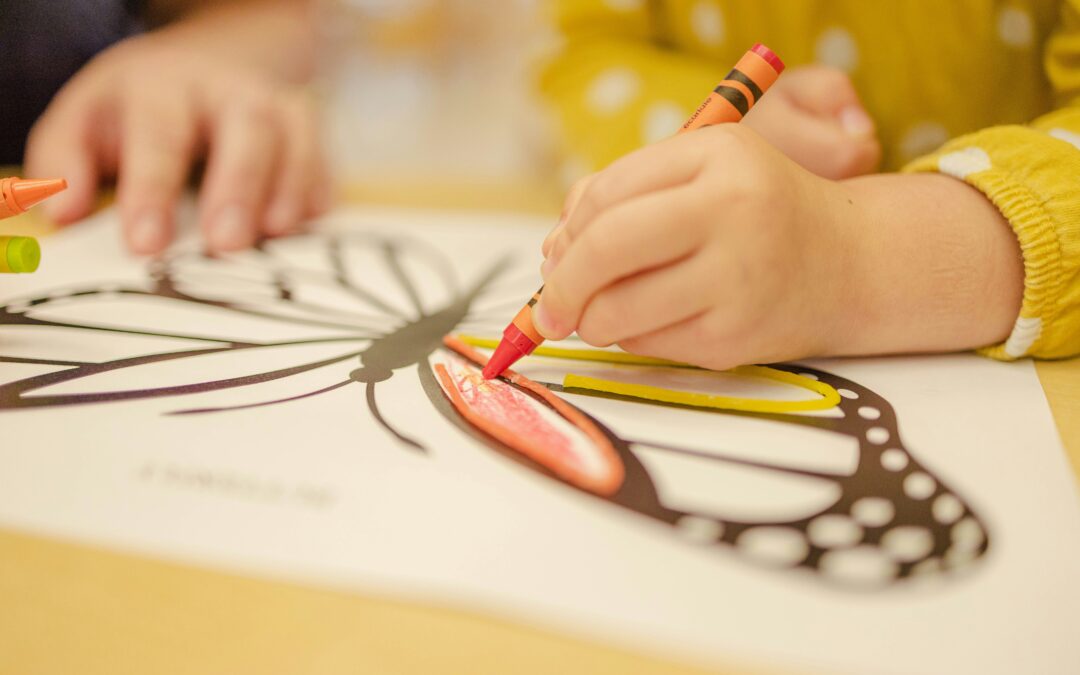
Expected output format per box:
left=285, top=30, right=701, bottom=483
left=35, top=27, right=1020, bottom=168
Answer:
left=0, top=177, right=68, bottom=221
left=483, top=44, right=785, bottom=380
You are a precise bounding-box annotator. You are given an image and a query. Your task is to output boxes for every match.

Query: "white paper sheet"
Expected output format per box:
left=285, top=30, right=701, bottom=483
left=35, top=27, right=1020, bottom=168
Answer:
left=1, top=207, right=1077, bottom=675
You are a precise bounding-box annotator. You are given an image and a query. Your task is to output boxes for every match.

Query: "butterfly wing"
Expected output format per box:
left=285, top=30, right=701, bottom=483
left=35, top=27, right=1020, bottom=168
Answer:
left=422, top=348, right=990, bottom=589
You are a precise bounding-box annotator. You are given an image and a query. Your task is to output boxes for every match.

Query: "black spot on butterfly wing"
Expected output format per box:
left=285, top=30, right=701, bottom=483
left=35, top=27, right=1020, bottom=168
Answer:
left=609, top=365, right=991, bottom=588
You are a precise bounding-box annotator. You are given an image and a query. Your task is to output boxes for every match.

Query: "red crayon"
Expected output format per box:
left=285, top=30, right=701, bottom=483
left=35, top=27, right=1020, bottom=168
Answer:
left=483, top=43, right=786, bottom=380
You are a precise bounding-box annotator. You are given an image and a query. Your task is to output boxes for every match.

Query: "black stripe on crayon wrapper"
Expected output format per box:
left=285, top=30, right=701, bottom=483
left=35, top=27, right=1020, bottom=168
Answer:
left=725, top=68, right=764, bottom=104
left=712, top=85, right=749, bottom=116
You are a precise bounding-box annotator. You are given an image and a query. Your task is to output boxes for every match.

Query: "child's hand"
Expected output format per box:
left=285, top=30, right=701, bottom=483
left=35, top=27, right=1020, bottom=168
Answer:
left=535, top=125, right=1023, bottom=369
left=741, top=65, right=881, bottom=180
left=24, top=2, right=327, bottom=255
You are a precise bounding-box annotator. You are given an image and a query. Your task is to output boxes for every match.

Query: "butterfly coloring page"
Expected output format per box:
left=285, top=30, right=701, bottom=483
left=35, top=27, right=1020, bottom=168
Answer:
left=1, top=207, right=1077, bottom=675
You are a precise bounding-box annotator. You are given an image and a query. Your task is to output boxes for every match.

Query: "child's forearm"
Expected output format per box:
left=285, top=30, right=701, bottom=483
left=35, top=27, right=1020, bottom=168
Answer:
left=835, top=173, right=1024, bottom=356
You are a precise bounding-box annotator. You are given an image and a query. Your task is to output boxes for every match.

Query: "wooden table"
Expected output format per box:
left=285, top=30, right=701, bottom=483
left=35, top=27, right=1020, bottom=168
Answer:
left=2, top=200, right=1077, bottom=675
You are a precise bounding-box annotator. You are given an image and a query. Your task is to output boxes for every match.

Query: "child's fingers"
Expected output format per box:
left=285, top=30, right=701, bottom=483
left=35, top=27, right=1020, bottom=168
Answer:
left=117, top=93, right=198, bottom=254
left=264, top=93, right=323, bottom=237
left=552, top=134, right=708, bottom=254
left=617, top=312, right=744, bottom=372
left=24, top=101, right=104, bottom=225
left=534, top=186, right=706, bottom=340
left=779, top=65, right=865, bottom=119
left=543, top=174, right=594, bottom=257
left=199, top=94, right=283, bottom=252
left=782, top=68, right=880, bottom=173
left=575, top=252, right=715, bottom=347
left=747, top=105, right=880, bottom=179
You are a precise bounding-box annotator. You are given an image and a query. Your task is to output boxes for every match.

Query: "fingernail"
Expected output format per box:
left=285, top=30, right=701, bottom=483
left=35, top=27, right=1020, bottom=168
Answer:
left=210, top=206, right=253, bottom=251
left=839, top=106, right=875, bottom=137
left=130, top=213, right=165, bottom=254
left=532, top=301, right=559, bottom=339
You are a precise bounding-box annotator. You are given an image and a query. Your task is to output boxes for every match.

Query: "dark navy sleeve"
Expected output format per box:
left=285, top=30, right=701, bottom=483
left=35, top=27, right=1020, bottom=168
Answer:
left=0, top=1, right=144, bottom=165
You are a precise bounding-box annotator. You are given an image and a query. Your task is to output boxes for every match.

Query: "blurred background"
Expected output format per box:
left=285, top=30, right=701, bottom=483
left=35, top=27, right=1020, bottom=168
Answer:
left=317, top=0, right=562, bottom=212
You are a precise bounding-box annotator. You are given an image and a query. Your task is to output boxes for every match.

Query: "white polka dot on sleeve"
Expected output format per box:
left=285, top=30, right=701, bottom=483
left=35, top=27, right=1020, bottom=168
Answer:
left=585, top=68, right=642, bottom=116
left=1004, top=317, right=1042, bottom=358
left=997, top=7, right=1034, bottom=48
left=1048, top=128, right=1080, bottom=151
left=814, top=27, right=859, bottom=72
left=641, top=101, right=686, bottom=144
left=937, top=147, right=992, bottom=179
left=691, top=1, right=726, bottom=47
left=899, top=122, right=949, bottom=161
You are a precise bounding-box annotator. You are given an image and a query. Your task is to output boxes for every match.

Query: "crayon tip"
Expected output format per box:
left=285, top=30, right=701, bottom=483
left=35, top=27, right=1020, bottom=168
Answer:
left=11, top=178, right=68, bottom=212
left=4, top=236, right=41, bottom=273
left=483, top=338, right=525, bottom=380
left=751, top=43, right=786, bottom=74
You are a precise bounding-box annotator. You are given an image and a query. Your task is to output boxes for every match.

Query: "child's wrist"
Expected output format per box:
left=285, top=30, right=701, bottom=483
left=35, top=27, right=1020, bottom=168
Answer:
left=830, top=173, right=1022, bottom=356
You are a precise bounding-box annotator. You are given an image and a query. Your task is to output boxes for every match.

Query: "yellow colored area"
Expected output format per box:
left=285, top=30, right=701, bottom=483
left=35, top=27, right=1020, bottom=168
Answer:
left=565, top=366, right=840, bottom=414
left=456, top=334, right=841, bottom=413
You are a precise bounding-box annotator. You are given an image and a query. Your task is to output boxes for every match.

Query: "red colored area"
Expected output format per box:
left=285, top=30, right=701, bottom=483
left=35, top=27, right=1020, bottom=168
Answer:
left=439, top=335, right=625, bottom=497
left=482, top=323, right=538, bottom=379
left=449, top=363, right=577, bottom=464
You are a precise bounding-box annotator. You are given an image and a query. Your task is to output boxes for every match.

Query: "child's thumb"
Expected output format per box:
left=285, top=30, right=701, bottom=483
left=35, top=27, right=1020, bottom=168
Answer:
left=780, top=111, right=881, bottom=180
left=783, top=66, right=873, bottom=131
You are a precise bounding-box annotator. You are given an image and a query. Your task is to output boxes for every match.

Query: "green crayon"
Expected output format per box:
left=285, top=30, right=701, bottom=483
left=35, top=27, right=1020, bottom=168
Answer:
left=0, top=236, right=41, bottom=274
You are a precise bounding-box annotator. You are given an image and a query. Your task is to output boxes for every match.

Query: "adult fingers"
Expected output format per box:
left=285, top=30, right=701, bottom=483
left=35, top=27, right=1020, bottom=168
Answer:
left=198, top=92, right=283, bottom=252
left=24, top=92, right=108, bottom=225
left=264, top=92, right=326, bottom=237
left=116, top=89, right=199, bottom=254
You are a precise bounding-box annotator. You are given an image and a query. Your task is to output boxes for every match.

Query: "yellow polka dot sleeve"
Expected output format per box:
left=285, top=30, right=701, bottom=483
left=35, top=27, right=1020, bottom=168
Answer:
left=904, top=1, right=1080, bottom=360
left=538, top=0, right=721, bottom=172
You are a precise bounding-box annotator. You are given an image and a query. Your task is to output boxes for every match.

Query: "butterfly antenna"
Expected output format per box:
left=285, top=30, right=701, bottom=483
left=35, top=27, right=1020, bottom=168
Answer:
left=365, top=381, right=426, bottom=452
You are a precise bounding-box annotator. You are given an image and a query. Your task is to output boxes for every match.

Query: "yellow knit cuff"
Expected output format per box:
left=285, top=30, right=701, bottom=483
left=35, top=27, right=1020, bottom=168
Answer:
left=903, top=126, right=1068, bottom=360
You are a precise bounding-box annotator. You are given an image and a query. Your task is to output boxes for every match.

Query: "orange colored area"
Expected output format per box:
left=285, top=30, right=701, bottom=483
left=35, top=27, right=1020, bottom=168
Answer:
left=511, top=294, right=544, bottom=346
left=440, top=335, right=624, bottom=497
left=0, top=177, right=67, bottom=220
left=717, top=78, right=756, bottom=105
left=735, top=48, right=783, bottom=93
left=684, top=91, right=745, bottom=129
